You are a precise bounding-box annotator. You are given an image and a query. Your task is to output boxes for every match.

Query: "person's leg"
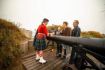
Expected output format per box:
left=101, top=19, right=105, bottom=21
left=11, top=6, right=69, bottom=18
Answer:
left=56, top=43, right=62, bottom=57
left=56, top=43, right=59, bottom=56
left=62, top=44, right=66, bottom=59
left=35, top=50, right=40, bottom=60
left=59, top=44, right=62, bottom=57
left=39, top=50, right=46, bottom=64
left=63, top=46, right=67, bottom=58
left=39, top=39, right=47, bottom=64
left=46, top=40, right=50, bottom=47
left=69, top=46, right=76, bottom=64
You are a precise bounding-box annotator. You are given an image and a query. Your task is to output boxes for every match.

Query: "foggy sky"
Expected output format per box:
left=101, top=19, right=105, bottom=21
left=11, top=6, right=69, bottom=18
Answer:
left=0, top=0, right=105, bottom=34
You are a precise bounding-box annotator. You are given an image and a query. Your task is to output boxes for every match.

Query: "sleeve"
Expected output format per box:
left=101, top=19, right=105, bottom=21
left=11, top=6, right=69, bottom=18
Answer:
left=69, top=28, right=72, bottom=36
left=71, top=29, right=74, bottom=36
left=63, top=28, right=71, bottom=36
left=37, top=25, right=41, bottom=33
left=43, top=26, right=48, bottom=36
left=60, top=30, right=64, bottom=36
left=76, top=28, right=81, bottom=37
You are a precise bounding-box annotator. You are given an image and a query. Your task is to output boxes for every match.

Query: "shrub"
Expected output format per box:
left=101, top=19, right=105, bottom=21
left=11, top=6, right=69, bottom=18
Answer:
left=0, top=19, right=26, bottom=70
left=81, top=31, right=104, bottom=38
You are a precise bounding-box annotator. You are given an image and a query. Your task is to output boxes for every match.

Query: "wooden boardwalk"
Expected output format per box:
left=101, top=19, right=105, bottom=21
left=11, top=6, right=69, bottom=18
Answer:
left=21, top=46, right=105, bottom=70
left=21, top=49, right=65, bottom=70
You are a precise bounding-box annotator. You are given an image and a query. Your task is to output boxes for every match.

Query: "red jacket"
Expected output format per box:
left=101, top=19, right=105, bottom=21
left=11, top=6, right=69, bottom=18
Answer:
left=37, top=24, right=48, bottom=36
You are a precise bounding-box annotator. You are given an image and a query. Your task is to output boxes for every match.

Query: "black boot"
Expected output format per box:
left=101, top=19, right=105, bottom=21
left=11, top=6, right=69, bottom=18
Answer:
left=56, top=44, right=62, bottom=58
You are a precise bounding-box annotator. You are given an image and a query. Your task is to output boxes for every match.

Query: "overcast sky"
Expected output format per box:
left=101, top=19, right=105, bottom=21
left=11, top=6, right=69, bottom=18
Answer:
left=0, top=0, right=105, bottom=34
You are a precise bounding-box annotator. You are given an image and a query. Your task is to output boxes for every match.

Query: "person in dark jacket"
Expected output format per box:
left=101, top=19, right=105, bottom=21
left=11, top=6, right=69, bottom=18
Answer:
left=71, top=20, right=81, bottom=37
left=69, top=20, right=81, bottom=64
left=61, top=22, right=71, bottom=58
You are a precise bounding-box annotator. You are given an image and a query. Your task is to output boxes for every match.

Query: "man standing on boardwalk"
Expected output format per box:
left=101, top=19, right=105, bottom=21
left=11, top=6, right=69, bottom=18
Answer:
left=69, top=20, right=81, bottom=65
left=60, top=21, right=71, bottom=59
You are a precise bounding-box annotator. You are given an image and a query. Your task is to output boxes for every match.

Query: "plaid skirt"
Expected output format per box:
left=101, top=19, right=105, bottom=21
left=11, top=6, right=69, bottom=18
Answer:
left=33, top=33, right=46, bottom=51
left=34, top=39, right=46, bottom=51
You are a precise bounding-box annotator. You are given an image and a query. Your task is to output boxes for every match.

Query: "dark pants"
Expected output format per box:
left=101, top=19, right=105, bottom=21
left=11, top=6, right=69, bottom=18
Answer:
left=62, top=44, right=67, bottom=56
left=56, top=43, right=62, bottom=55
left=69, top=46, right=77, bottom=64
left=47, top=40, right=54, bottom=47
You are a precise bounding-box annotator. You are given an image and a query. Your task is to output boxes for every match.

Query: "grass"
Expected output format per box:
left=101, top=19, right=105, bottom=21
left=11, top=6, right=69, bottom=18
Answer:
left=0, top=18, right=27, bottom=70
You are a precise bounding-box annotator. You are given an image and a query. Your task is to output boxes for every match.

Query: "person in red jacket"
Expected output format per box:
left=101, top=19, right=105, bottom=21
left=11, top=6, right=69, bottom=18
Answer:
left=34, top=18, right=49, bottom=64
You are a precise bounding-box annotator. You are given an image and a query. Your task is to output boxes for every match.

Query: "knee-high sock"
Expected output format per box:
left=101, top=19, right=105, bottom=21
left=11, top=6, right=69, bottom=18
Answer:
left=36, top=51, right=39, bottom=56
left=39, top=50, right=43, bottom=57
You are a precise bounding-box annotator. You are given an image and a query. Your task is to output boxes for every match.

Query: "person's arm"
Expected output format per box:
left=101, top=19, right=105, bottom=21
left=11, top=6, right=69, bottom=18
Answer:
left=67, top=28, right=71, bottom=36
left=71, top=29, right=73, bottom=36
left=69, top=28, right=72, bottom=36
left=65, top=29, right=69, bottom=36
left=43, top=26, right=48, bottom=36
left=60, top=30, right=64, bottom=36
left=76, top=28, right=81, bottom=37
left=65, top=28, right=71, bottom=36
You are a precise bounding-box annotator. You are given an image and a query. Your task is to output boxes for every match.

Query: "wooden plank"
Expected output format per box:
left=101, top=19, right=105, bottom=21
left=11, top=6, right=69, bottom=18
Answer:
left=22, top=48, right=64, bottom=70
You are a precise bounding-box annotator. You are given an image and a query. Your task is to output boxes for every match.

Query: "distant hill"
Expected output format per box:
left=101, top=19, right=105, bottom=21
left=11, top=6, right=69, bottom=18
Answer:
left=0, top=19, right=26, bottom=70
left=81, top=31, right=105, bottom=38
